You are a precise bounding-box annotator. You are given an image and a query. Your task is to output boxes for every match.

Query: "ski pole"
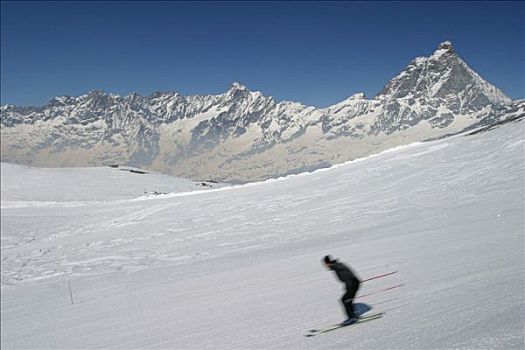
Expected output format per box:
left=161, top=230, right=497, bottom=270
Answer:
left=362, top=271, right=398, bottom=283
left=356, top=283, right=404, bottom=299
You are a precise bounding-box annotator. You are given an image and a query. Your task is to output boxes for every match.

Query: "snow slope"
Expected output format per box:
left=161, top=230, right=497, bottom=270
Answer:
left=1, top=120, right=524, bottom=349
left=1, top=163, right=223, bottom=204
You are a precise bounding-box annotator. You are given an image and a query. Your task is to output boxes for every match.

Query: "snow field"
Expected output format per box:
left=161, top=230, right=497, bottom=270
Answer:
left=1, top=120, right=524, bottom=349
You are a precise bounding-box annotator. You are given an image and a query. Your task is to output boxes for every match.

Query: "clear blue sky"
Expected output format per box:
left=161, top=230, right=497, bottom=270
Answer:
left=1, top=1, right=524, bottom=107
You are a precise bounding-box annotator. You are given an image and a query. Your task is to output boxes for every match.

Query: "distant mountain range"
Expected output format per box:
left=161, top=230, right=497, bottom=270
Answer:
left=1, top=41, right=523, bottom=182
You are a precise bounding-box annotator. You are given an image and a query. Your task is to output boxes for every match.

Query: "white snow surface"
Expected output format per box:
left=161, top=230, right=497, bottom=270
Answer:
left=1, top=164, right=223, bottom=204
left=1, top=120, right=524, bottom=349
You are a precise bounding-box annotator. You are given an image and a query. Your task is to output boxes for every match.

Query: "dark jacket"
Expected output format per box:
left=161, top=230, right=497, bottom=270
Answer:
left=330, top=261, right=360, bottom=286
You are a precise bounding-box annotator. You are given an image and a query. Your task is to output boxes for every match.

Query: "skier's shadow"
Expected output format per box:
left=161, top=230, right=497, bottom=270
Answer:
left=355, top=303, right=373, bottom=316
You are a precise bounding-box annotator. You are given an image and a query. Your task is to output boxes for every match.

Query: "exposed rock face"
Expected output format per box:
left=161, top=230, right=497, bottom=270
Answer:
left=1, top=41, right=523, bottom=182
left=373, top=41, right=511, bottom=133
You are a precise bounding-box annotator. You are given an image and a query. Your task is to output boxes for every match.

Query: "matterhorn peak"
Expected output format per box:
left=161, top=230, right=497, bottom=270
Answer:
left=431, top=40, right=456, bottom=59
left=437, top=40, right=454, bottom=52
left=376, top=40, right=511, bottom=106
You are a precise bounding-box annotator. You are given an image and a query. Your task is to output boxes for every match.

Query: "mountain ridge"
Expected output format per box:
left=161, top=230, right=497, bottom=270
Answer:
left=1, top=41, right=523, bottom=182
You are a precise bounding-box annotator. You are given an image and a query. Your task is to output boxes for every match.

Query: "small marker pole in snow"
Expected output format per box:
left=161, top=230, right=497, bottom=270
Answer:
left=68, top=280, right=74, bottom=305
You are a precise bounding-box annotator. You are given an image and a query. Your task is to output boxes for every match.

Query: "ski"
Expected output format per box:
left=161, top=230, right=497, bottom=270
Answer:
left=305, top=312, right=384, bottom=337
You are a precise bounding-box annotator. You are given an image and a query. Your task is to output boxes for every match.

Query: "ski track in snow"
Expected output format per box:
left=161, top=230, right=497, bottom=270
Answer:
left=1, top=120, right=524, bottom=349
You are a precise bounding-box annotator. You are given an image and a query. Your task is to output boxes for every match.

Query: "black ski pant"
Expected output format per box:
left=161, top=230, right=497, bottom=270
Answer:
left=341, top=279, right=360, bottom=319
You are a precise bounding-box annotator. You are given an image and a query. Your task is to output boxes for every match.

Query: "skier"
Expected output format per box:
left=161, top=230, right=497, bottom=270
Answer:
left=323, top=255, right=361, bottom=325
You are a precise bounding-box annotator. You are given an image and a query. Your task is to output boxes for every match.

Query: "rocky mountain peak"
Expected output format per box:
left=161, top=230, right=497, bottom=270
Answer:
left=86, top=89, right=107, bottom=98
left=228, top=81, right=248, bottom=92
left=223, top=81, right=254, bottom=103
left=346, top=92, right=366, bottom=100
left=437, top=40, right=454, bottom=53
left=428, top=40, right=457, bottom=62
left=376, top=40, right=511, bottom=107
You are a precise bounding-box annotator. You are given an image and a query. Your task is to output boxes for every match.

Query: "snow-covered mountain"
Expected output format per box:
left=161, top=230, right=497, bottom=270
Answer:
left=1, top=41, right=523, bottom=182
